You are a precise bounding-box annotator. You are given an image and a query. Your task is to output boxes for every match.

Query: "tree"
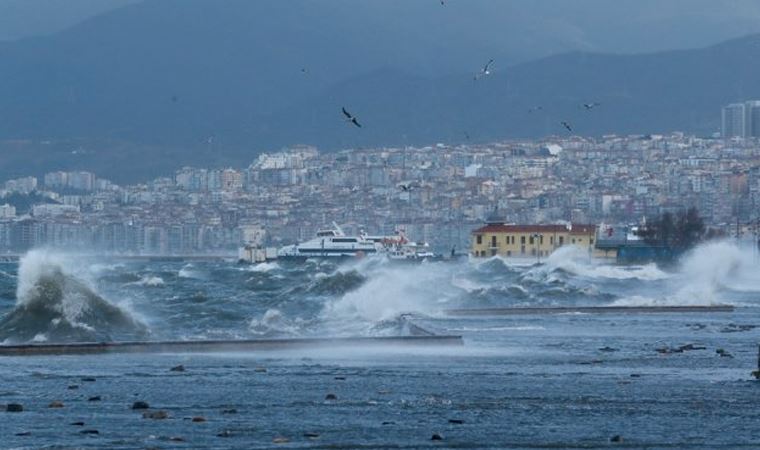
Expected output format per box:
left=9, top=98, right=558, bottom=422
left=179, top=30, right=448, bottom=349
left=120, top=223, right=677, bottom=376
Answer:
left=639, top=207, right=705, bottom=251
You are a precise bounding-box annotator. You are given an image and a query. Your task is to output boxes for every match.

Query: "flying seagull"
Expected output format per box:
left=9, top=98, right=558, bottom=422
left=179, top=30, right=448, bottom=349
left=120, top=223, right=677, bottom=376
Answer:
left=474, top=59, right=494, bottom=80
left=398, top=181, right=420, bottom=192
left=582, top=102, right=600, bottom=110
left=561, top=121, right=573, bottom=133
left=342, top=107, right=361, bottom=128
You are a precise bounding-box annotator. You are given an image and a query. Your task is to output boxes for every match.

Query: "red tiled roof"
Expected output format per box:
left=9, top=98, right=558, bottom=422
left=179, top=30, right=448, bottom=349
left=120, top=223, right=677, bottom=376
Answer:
left=472, top=224, right=596, bottom=234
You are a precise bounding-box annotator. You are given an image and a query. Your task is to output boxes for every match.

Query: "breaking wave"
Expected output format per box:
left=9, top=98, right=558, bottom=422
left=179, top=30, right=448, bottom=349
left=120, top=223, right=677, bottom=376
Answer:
left=0, top=250, right=149, bottom=343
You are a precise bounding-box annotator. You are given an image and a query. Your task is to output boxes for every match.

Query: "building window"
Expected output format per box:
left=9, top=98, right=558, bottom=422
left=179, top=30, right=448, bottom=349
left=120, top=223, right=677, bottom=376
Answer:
left=507, top=250, right=511, bottom=256
left=590, top=238, right=594, bottom=245
left=531, top=248, right=536, bottom=256
left=540, top=235, right=544, bottom=245
left=491, top=236, right=497, bottom=247
left=550, top=236, right=554, bottom=244
left=476, top=235, right=482, bottom=245
left=512, top=236, right=516, bottom=244
left=572, top=238, right=576, bottom=244
left=529, top=236, right=534, bottom=245
left=521, top=236, right=526, bottom=244
left=491, top=249, right=497, bottom=256
left=521, top=245, right=525, bottom=255
left=559, top=236, right=564, bottom=245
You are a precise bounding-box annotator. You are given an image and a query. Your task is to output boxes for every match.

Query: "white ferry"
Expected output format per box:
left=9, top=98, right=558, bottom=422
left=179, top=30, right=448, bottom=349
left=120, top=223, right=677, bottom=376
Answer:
left=277, top=224, right=382, bottom=259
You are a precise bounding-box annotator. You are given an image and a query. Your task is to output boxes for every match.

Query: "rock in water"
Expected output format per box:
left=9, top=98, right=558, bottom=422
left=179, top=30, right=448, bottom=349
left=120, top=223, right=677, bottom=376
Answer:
left=88, top=396, right=101, bottom=402
left=170, top=365, right=185, bottom=372
left=191, top=416, right=206, bottom=423
left=611, top=435, right=623, bottom=443
left=143, top=410, right=169, bottom=420
left=6, top=403, right=23, bottom=412
left=431, top=433, right=444, bottom=441
left=132, top=401, right=150, bottom=410
left=325, top=393, right=337, bottom=401
left=48, top=401, right=64, bottom=408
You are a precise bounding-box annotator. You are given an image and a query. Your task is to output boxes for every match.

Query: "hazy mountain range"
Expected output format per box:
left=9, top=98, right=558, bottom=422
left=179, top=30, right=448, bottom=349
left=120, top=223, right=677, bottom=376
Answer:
left=1, top=0, right=760, bottom=183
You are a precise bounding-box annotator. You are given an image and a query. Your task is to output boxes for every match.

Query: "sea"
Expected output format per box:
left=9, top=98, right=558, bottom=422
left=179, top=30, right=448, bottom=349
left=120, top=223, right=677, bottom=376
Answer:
left=0, top=241, right=759, bottom=449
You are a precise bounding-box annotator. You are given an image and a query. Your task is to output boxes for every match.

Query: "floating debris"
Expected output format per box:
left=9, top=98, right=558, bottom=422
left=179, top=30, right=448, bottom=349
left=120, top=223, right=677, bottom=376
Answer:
left=88, top=396, right=101, bottom=402
left=431, top=433, right=444, bottom=441
left=132, top=401, right=150, bottom=410
left=192, top=416, right=206, bottom=423
left=48, top=401, right=64, bottom=408
left=448, top=419, right=464, bottom=424
left=170, top=364, right=185, bottom=372
left=325, top=393, right=337, bottom=401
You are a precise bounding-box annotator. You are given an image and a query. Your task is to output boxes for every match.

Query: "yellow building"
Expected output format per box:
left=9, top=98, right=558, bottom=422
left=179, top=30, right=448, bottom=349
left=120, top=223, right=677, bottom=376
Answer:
left=471, top=222, right=597, bottom=258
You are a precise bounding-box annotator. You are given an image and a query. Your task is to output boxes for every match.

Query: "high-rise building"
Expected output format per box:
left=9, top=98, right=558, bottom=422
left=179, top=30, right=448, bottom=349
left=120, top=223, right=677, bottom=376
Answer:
left=722, top=102, right=746, bottom=138
left=721, top=100, right=760, bottom=138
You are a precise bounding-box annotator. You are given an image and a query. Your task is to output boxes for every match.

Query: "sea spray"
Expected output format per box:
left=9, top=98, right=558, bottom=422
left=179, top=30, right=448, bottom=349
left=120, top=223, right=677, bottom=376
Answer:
left=320, top=262, right=459, bottom=334
left=0, top=250, right=149, bottom=343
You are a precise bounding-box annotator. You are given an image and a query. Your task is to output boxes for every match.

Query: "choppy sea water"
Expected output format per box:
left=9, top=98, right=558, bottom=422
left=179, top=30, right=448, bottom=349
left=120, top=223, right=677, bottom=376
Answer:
left=0, top=242, right=760, bottom=448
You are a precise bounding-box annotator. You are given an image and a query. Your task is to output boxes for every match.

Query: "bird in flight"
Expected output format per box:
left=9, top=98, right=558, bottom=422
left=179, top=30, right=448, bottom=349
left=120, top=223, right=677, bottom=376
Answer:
left=582, top=102, right=600, bottom=110
left=474, top=59, right=494, bottom=80
left=528, top=106, right=544, bottom=113
left=342, top=107, right=362, bottom=128
left=398, top=181, right=420, bottom=192
left=561, top=121, right=573, bottom=133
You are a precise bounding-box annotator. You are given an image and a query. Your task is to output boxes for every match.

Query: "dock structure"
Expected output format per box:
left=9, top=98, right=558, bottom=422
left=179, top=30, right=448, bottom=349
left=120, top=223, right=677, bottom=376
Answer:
left=0, top=335, right=464, bottom=357
left=445, top=305, right=734, bottom=317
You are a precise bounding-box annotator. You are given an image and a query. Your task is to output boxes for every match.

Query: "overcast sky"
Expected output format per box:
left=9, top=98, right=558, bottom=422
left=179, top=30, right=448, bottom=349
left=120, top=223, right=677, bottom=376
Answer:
left=1, top=0, right=760, bottom=57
